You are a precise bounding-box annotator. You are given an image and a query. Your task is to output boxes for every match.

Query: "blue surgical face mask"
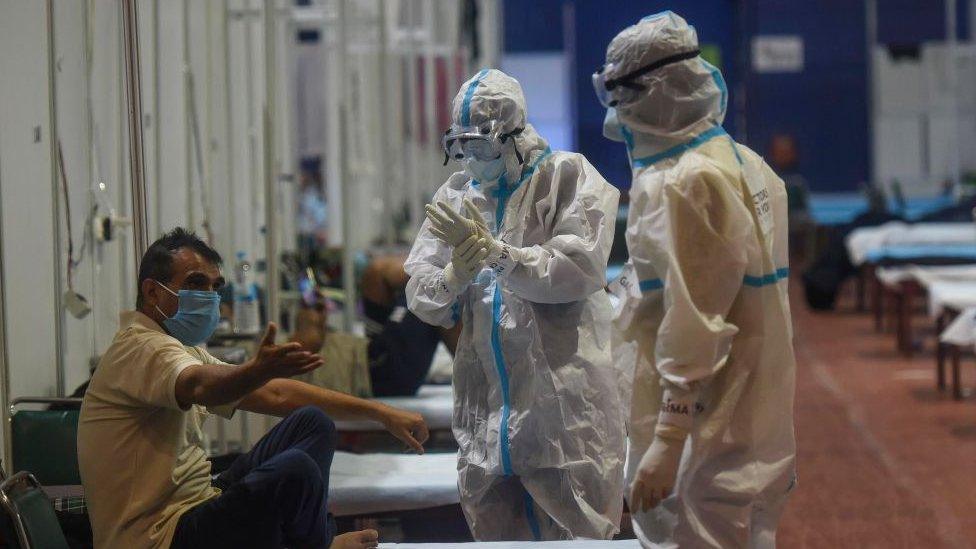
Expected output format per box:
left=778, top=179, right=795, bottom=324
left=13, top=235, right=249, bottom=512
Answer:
left=463, top=155, right=507, bottom=182
left=603, top=108, right=627, bottom=143
left=154, top=281, right=221, bottom=346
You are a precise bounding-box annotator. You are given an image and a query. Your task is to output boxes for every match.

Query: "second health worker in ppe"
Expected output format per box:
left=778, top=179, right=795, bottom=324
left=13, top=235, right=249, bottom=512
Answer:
left=406, top=69, right=625, bottom=541
left=595, top=11, right=797, bottom=548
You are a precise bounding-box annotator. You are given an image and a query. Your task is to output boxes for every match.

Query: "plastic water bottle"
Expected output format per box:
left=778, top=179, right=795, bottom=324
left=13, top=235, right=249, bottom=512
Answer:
left=233, top=251, right=260, bottom=334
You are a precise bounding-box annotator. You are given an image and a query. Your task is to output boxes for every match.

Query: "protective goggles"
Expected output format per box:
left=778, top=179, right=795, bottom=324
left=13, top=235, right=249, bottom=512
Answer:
left=441, top=123, right=524, bottom=165
left=592, top=49, right=701, bottom=107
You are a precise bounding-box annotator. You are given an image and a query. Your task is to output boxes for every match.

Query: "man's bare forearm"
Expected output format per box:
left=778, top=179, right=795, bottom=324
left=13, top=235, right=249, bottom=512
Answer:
left=176, top=362, right=266, bottom=409
left=239, top=378, right=389, bottom=421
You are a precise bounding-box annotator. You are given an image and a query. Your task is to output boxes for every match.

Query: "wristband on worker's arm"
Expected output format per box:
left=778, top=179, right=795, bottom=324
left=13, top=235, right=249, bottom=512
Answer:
left=486, top=241, right=519, bottom=277
left=655, top=387, right=700, bottom=440
left=435, top=264, right=467, bottom=298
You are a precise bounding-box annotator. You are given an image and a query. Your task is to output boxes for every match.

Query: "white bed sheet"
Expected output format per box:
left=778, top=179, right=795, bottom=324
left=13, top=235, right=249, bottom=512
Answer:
left=846, top=222, right=976, bottom=266
left=336, top=385, right=454, bottom=432
left=927, top=281, right=976, bottom=318
left=876, top=264, right=976, bottom=288
left=329, top=451, right=459, bottom=516
left=941, top=307, right=976, bottom=348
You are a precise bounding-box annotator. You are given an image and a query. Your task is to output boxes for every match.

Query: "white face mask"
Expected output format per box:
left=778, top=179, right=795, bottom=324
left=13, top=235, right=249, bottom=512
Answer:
left=603, top=108, right=627, bottom=143
left=463, top=155, right=507, bottom=182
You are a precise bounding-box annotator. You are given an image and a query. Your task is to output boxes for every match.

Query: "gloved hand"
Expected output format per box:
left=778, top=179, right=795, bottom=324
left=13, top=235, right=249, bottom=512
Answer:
left=426, top=201, right=478, bottom=247
left=442, top=234, right=489, bottom=293
left=629, top=433, right=685, bottom=513
left=462, top=199, right=519, bottom=276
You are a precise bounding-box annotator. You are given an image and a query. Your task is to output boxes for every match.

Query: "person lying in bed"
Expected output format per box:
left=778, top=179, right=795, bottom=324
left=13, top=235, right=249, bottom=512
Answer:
left=78, top=228, right=429, bottom=549
left=290, top=255, right=460, bottom=397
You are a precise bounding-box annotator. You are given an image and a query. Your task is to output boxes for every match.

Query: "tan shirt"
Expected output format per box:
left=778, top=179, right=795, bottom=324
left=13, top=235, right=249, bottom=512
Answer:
left=78, top=311, right=238, bottom=549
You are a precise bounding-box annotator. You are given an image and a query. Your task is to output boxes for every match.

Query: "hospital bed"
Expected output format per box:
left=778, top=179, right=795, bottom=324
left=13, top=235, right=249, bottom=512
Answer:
left=842, top=222, right=975, bottom=314
left=845, top=222, right=976, bottom=268
left=938, top=306, right=976, bottom=400
left=329, top=451, right=459, bottom=517
left=810, top=193, right=956, bottom=227
left=871, top=265, right=976, bottom=353
left=335, top=385, right=457, bottom=452
left=927, top=282, right=976, bottom=399
left=840, top=222, right=976, bottom=342
left=329, top=450, right=472, bottom=541
left=26, top=432, right=467, bottom=543
left=9, top=398, right=464, bottom=527
left=872, top=257, right=976, bottom=351
left=877, top=267, right=976, bottom=356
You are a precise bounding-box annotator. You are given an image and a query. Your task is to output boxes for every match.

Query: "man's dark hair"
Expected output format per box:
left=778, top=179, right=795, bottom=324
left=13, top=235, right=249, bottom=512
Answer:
left=136, top=228, right=223, bottom=308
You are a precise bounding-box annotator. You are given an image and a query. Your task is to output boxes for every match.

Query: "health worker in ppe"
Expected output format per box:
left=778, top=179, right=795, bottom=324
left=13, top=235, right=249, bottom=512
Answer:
left=594, top=11, right=797, bottom=548
left=405, top=68, right=626, bottom=541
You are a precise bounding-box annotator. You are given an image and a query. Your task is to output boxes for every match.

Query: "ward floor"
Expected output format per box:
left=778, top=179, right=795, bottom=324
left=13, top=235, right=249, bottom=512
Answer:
left=777, top=280, right=976, bottom=548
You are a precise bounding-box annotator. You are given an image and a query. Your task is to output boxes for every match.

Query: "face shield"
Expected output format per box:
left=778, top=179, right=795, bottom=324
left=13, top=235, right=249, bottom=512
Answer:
left=442, top=124, right=503, bottom=164
left=592, top=49, right=701, bottom=108
left=441, top=121, right=525, bottom=165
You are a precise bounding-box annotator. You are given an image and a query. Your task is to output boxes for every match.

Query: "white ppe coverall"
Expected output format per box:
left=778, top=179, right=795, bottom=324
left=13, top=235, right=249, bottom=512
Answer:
left=406, top=69, right=626, bottom=541
left=602, top=12, right=797, bottom=548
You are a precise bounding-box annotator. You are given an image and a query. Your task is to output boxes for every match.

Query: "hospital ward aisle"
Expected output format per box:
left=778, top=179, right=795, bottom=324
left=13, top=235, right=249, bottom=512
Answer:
left=778, top=282, right=976, bottom=548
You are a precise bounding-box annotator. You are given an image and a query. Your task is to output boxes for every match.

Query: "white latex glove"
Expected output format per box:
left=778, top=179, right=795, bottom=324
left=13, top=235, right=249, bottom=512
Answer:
left=462, top=199, right=519, bottom=277
left=629, top=434, right=685, bottom=513
left=426, top=201, right=478, bottom=247
left=442, top=234, right=489, bottom=293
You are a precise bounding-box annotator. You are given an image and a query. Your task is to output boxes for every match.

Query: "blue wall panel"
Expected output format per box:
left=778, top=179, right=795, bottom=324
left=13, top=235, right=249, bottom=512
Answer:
left=878, top=0, right=969, bottom=44
left=745, top=0, right=870, bottom=192
left=502, top=0, right=970, bottom=193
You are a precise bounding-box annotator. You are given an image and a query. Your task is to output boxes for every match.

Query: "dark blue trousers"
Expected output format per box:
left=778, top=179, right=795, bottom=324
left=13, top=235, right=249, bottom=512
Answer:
left=171, top=406, right=338, bottom=549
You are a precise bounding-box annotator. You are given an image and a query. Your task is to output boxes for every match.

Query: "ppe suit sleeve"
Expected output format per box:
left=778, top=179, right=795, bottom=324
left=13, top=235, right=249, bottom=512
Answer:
left=405, top=187, right=465, bottom=329
left=653, top=164, right=753, bottom=427
left=500, top=157, right=619, bottom=304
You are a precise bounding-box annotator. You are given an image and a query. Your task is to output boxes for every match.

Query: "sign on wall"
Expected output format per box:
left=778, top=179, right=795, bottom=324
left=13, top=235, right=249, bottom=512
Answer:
left=752, top=35, right=804, bottom=73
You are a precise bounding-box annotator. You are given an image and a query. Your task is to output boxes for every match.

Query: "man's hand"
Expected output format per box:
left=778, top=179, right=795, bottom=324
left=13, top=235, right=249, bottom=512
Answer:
left=629, top=435, right=685, bottom=512
left=378, top=405, right=430, bottom=454
left=250, top=323, right=324, bottom=382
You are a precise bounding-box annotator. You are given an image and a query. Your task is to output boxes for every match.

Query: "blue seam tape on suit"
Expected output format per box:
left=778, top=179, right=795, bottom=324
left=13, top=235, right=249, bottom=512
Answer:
left=642, top=268, right=788, bottom=292
left=743, top=267, right=790, bottom=287
left=639, top=278, right=664, bottom=292
left=631, top=125, right=727, bottom=168
left=703, top=59, right=728, bottom=115
left=460, top=69, right=489, bottom=126
left=490, top=285, right=513, bottom=475
left=487, top=148, right=553, bottom=477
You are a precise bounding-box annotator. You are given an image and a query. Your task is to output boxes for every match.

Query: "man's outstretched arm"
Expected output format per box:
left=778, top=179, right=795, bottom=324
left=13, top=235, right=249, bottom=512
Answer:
left=239, top=379, right=430, bottom=453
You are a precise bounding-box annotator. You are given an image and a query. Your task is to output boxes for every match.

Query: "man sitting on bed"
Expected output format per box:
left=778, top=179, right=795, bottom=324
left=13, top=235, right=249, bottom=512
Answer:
left=78, top=228, right=429, bottom=549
